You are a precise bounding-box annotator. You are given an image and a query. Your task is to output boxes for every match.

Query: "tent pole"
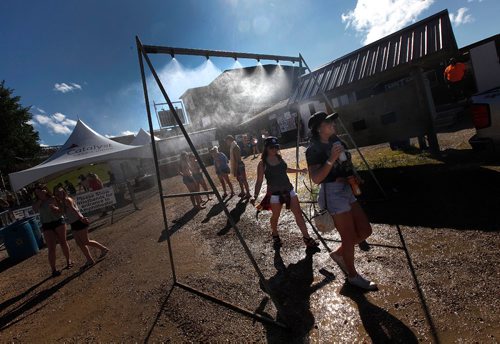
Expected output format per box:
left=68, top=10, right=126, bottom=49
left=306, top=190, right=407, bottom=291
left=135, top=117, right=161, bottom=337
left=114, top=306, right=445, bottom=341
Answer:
left=299, top=54, right=387, bottom=199
left=137, top=38, right=177, bottom=284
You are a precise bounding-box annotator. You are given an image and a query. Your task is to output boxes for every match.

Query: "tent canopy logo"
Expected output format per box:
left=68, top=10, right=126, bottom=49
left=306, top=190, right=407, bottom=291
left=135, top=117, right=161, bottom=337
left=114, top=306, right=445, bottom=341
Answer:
left=66, top=143, right=113, bottom=156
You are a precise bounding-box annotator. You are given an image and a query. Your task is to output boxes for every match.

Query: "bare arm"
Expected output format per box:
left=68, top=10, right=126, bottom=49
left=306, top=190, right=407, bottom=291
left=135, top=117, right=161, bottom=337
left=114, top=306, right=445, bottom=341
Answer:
left=232, top=145, right=241, bottom=177
left=48, top=199, right=63, bottom=215
left=308, top=144, right=343, bottom=184
left=287, top=167, right=308, bottom=174
left=66, top=197, right=83, bottom=220
left=253, top=161, right=265, bottom=200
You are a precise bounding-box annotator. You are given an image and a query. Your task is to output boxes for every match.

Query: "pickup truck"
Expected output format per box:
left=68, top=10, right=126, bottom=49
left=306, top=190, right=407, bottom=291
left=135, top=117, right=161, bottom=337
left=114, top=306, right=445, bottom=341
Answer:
left=468, top=87, right=500, bottom=151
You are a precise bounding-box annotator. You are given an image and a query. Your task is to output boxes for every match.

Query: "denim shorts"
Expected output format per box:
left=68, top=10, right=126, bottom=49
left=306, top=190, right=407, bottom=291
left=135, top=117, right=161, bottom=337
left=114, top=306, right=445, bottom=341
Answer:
left=318, top=182, right=357, bottom=215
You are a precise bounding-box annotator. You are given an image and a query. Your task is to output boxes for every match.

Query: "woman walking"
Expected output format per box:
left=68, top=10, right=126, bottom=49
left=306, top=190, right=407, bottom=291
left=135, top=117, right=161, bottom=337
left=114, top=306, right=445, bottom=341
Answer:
left=55, top=187, right=109, bottom=268
left=179, top=152, right=204, bottom=209
left=251, top=137, right=319, bottom=249
left=306, top=112, right=377, bottom=290
left=33, top=184, right=73, bottom=277
left=210, top=146, right=234, bottom=198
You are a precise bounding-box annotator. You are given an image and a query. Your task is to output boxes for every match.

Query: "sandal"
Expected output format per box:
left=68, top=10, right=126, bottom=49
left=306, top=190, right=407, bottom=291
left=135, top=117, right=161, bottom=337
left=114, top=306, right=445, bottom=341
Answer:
left=51, top=270, right=61, bottom=278
left=66, top=261, right=74, bottom=269
left=303, top=237, right=319, bottom=248
left=272, top=235, right=282, bottom=248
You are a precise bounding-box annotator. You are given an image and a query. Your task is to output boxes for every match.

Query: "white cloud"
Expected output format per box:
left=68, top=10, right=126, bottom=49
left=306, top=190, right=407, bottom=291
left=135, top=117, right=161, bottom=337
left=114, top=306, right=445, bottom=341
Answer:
left=121, top=130, right=135, bottom=136
left=104, top=130, right=135, bottom=138
left=449, top=7, right=474, bottom=26
left=32, top=112, right=77, bottom=135
left=34, top=107, right=46, bottom=114
left=54, top=82, right=82, bottom=93
left=52, top=112, right=66, bottom=122
left=341, top=0, right=434, bottom=45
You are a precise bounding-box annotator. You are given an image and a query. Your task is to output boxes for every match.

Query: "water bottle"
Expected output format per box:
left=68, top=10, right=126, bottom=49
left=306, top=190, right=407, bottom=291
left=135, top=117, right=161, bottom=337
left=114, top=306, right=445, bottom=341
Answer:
left=334, top=142, right=347, bottom=162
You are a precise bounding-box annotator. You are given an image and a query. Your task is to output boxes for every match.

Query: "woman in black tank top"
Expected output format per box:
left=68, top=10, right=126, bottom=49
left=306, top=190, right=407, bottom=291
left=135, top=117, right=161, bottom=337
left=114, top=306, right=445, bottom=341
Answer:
left=251, top=137, right=318, bottom=249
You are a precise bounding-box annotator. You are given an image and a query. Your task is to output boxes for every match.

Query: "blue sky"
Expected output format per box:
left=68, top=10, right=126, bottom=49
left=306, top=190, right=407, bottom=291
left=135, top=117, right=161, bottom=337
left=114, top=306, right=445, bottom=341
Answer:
left=1, top=0, right=498, bottom=145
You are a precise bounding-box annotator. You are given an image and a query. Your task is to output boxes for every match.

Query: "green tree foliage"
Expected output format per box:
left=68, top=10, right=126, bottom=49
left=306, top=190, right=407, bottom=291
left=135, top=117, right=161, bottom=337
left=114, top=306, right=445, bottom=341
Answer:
left=0, top=80, right=41, bottom=174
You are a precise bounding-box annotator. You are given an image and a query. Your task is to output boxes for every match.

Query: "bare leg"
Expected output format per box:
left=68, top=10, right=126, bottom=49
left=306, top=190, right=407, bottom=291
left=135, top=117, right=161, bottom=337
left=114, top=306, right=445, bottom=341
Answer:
left=243, top=178, right=250, bottom=196
left=332, top=211, right=358, bottom=278
left=223, top=174, right=234, bottom=194
left=237, top=180, right=245, bottom=196
left=43, top=230, right=58, bottom=273
left=80, top=229, right=108, bottom=256
left=55, top=224, right=72, bottom=267
left=199, top=179, right=211, bottom=200
left=192, top=182, right=205, bottom=209
left=217, top=175, right=227, bottom=195
left=289, top=196, right=312, bottom=238
left=185, top=182, right=196, bottom=207
left=270, top=202, right=283, bottom=237
left=73, top=230, right=95, bottom=264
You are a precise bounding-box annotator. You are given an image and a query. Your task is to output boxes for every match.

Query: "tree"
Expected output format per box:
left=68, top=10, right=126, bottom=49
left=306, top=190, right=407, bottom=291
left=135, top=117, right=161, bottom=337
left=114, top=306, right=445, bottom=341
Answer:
left=0, top=80, right=41, bottom=175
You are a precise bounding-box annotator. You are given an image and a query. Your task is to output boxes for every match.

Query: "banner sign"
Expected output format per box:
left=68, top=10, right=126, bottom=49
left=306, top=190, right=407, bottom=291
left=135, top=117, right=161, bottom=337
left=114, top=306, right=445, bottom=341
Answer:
left=75, top=187, right=116, bottom=214
left=277, top=112, right=297, bottom=133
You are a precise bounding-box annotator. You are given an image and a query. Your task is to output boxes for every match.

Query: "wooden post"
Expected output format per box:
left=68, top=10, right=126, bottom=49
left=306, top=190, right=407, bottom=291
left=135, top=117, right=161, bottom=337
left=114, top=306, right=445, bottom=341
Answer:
left=412, top=67, right=440, bottom=154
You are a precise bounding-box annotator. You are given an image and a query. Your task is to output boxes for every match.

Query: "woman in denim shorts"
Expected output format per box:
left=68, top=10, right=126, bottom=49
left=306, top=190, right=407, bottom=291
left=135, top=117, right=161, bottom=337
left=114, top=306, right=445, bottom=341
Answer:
left=251, top=137, right=319, bottom=249
left=306, top=112, right=377, bottom=291
left=33, top=184, right=73, bottom=277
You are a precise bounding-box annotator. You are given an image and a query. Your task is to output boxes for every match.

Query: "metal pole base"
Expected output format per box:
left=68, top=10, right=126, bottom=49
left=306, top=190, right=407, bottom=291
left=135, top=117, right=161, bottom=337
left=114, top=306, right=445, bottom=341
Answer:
left=174, top=281, right=287, bottom=329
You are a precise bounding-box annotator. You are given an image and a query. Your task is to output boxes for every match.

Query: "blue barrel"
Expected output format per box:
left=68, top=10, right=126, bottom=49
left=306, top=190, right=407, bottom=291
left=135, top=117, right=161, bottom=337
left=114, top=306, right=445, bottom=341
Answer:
left=28, top=217, right=44, bottom=249
left=3, top=219, right=39, bottom=261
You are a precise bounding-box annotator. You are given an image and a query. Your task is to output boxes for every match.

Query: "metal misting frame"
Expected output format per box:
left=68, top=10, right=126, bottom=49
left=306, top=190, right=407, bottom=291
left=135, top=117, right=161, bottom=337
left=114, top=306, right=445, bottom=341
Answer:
left=136, top=36, right=386, bottom=328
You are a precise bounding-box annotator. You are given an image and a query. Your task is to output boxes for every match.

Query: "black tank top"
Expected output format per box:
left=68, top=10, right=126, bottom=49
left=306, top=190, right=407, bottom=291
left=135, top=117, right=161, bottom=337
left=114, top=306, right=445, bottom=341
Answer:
left=264, top=158, right=293, bottom=194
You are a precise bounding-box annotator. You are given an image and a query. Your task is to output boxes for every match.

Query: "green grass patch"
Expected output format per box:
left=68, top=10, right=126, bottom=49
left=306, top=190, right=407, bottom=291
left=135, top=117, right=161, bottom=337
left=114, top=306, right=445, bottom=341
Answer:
left=351, top=146, right=441, bottom=171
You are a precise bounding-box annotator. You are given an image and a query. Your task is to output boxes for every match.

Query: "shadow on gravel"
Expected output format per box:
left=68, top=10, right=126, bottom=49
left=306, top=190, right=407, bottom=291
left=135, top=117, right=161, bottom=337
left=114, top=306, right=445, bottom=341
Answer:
left=201, top=198, right=230, bottom=224
left=0, top=276, right=51, bottom=311
left=217, top=199, right=249, bottom=236
left=0, top=257, right=18, bottom=274
left=359, top=161, right=500, bottom=231
left=339, top=283, right=418, bottom=343
left=159, top=208, right=200, bottom=241
left=0, top=264, right=97, bottom=331
left=259, top=247, right=333, bottom=343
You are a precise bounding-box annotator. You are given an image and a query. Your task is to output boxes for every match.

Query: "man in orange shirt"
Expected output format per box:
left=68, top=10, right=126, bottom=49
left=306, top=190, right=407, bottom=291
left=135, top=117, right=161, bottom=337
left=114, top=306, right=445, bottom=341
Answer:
left=444, top=58, right=467, bottom=100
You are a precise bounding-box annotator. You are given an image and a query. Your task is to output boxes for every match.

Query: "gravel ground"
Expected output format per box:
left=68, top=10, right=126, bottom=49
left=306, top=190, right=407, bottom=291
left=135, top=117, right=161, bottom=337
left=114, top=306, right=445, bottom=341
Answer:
left=0, top=130, right=499, bottom=343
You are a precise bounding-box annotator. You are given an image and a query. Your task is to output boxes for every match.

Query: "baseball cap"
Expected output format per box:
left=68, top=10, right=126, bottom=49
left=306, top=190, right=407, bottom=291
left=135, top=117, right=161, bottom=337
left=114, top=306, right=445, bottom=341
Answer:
left=307, top=111, right=339, bottom=130
left=264, top=136, right=279, bottom=148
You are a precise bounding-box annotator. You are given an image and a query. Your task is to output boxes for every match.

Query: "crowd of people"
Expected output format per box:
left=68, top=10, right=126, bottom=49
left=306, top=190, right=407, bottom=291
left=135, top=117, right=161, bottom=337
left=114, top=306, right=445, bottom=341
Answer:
left=177, top=111, right=376, bottom=290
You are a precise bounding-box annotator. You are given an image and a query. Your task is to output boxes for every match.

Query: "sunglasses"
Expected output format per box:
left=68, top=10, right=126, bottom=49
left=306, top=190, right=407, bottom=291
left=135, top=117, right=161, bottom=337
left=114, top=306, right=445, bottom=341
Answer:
left=268, top=146, right=279, bottom=150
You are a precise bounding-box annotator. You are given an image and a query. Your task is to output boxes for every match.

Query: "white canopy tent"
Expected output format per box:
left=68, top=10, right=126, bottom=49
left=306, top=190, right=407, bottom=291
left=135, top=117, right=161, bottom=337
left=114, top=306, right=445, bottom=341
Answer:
left=130, top=128, right=160, bottom=146
left=9, top=120, right=149, bottom=191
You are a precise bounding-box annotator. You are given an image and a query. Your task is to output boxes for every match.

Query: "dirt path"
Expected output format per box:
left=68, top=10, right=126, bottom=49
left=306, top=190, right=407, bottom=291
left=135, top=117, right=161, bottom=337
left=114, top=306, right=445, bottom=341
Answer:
left=0, top=143, right=499, bottom=342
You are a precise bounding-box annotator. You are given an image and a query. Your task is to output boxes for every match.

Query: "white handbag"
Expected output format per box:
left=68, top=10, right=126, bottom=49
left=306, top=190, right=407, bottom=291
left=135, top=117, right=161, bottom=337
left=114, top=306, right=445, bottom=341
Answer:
left=313, top=184, right=335, bottom=233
